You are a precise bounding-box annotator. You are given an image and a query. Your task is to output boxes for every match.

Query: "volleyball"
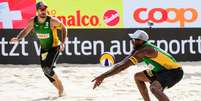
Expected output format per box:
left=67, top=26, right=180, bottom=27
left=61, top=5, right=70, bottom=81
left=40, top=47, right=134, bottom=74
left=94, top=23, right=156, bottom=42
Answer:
left=99, top=52, right=115, bottom=67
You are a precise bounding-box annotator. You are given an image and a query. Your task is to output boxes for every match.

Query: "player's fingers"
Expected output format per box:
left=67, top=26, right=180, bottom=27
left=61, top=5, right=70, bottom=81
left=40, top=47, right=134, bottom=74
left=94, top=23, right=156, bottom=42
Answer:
left=10, top=38, right=18, bottom=43
left=10, top=38, right=15, bottom=42
left=93, top=83, right=98, bottom=89
left=61, top=47, right=64, bottom=51
left=59, top=48, right=64, bottom=52
left=92, top=77, right=97, bottom=82
left=93, top=86, right=96, bottom=89
left=11, top=38, right=18, bottom=41
left=93, top=81, right=101, bottom=89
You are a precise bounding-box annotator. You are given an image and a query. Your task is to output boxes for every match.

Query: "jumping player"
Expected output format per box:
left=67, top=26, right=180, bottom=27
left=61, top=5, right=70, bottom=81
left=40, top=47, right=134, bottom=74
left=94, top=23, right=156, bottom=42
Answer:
left=10, top=1, right=67, bottom=97
left=92, top=30, right=183, bottom=101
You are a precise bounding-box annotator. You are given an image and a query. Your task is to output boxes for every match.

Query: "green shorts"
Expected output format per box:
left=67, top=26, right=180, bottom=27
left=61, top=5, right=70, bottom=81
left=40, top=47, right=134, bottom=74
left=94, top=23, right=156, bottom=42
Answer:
left=144, top=68, right=183, bottom=89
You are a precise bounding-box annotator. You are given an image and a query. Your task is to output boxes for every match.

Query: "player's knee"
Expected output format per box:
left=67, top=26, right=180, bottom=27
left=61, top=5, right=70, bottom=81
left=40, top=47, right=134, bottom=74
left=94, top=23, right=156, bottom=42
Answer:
left=150, top=85, right=158, bottom=93
left=150, top=81, right=162, bottom=93
left=42, top=66, right=55, bottom=77
left=44, top=73, right=55, bottom=82
left=134, top=72, right=141, bottom=81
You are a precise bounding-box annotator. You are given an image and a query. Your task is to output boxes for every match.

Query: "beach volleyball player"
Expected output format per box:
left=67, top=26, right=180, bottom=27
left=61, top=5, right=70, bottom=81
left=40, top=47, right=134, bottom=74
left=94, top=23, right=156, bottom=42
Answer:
left=10, top=1, right=67, bottom=97
left=92, top=30, right=183, bottom=101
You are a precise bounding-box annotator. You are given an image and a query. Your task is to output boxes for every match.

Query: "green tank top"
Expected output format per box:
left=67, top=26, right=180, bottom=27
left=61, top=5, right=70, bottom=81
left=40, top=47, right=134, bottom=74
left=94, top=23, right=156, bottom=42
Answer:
left=143, top=41, right=181, bottom=73
left=34, top=16, right=54, bottom=49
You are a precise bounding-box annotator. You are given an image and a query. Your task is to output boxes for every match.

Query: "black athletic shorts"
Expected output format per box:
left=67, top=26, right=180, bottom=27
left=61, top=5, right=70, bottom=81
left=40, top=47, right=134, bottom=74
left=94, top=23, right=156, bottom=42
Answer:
left=144, top=68, right=183, bottom=89
left=40, top=46, right=60, bottom=69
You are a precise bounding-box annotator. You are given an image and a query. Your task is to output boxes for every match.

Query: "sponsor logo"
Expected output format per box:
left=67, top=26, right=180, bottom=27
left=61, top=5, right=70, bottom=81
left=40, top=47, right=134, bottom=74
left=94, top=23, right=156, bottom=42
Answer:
left=44, top=22, right=49, bottom=28
left=103, top=10, right=120, bottom=26
left=133, top=8, right=198, bottom=27
left=37, top=34, right=49, bottom=39
left=53, top=10, right=99, bottom=27
left=49, top=9, right=121, bottom=27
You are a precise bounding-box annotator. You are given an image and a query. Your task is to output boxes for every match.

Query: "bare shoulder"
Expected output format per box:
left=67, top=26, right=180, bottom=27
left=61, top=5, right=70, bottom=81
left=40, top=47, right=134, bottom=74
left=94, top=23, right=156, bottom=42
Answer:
left=50, top=16, right=61, bottom=24
left=49, top=16, right=64, bottom=28
left=144, top=45, right=156, bottom=52
left=25, top=17, right=35, bottom=28
left=142, top=46, right=157, bottom=58
left=28, top=17, right=35, bottom=25
left=134, top=46, right=157, bottom=58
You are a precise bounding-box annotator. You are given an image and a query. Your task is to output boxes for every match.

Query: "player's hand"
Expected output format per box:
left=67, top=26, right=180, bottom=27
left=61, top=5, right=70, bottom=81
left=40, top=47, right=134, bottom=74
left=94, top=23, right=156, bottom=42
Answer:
left=92, top=75, right=105, bottom=89
left=59, top=43, right=65, bottom=52
left=10, top=37, right=19, bottom=43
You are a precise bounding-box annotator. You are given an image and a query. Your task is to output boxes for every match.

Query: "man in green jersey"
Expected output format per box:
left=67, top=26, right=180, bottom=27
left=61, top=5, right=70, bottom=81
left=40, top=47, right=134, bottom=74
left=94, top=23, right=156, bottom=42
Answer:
left=10, top=1, right=67, bottom=97
left=92, top=30, right=183, bottom=101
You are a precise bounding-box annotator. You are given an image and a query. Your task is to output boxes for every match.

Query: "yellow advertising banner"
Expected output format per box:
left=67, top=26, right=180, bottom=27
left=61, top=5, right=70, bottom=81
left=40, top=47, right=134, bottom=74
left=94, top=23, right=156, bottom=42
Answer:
left=37, top=0, right=123, bottom=28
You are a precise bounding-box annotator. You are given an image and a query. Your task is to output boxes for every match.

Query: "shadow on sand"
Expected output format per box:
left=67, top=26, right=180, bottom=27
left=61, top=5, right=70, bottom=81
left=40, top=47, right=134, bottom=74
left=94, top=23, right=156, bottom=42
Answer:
left=32, top=96, right=58, bottom=101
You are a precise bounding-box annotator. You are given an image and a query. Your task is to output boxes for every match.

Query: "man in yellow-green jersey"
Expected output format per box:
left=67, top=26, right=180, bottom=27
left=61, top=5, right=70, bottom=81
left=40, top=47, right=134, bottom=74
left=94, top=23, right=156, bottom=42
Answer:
left=92, top=30, right=183, bottom=101
left=10, top=1, right=67, bottom=97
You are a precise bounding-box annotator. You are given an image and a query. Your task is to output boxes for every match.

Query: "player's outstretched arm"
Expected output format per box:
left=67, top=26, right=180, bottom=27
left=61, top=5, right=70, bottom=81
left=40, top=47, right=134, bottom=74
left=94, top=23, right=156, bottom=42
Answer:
left=92, top=47, right=157, bottom=89
left=10, top=18, right=34, bottom=43
left=92, top=55, right=135, bottom=89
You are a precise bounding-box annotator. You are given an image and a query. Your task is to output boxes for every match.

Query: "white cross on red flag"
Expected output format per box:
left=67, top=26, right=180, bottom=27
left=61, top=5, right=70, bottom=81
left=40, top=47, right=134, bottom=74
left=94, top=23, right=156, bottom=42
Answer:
left=0, top=0, right=36, bottom=29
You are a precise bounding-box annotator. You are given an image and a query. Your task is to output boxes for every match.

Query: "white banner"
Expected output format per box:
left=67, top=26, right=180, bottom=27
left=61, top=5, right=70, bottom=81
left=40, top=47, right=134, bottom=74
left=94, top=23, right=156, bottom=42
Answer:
left=123, top=0, right=201, bottom=28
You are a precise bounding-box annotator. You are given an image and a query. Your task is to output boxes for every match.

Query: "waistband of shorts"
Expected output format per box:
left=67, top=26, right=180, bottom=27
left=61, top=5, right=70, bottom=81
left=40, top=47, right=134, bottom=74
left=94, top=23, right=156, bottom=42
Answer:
left=41, top=45, right=60, bottom=52
left=171, top=67, right=182, bottom=70
left=151, top=67, right=182, bottom=74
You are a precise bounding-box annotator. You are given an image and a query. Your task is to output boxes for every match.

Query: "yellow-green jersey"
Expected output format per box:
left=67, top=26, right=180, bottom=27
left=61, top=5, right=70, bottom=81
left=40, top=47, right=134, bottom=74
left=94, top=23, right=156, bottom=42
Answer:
left=143, top=41, right=181, bottom=73
left=34, top=16, right=60, bottom=49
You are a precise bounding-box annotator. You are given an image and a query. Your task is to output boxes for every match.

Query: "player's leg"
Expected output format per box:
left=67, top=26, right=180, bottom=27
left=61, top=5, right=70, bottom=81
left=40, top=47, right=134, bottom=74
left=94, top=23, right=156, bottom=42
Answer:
left=134, top=71, right=151, bottom=101
left=150, top=80, right=169, bottom=101
left=48, top=47, right=64, bottom=97
left=52, top=73, right=64, bottom=97
left=40, top=46, right=64, bottom=96
left=149, top=68, right=183, bottom=101
left=43, top=68, right=64, bottom=96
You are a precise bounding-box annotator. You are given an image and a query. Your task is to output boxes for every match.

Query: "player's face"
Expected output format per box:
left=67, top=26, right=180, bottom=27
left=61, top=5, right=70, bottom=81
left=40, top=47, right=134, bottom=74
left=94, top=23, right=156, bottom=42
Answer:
left=37, top=7, right=47, bottom=18
left=131, top=39, right=144, bottom=49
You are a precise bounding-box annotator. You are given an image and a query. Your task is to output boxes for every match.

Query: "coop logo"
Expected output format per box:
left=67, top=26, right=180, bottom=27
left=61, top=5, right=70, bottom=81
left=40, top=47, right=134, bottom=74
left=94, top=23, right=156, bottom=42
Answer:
left=103, top=10, right=120, bottom=26
left=133, top=8, right=198, bottom=27
left=0, top=1, right=36, bottom=29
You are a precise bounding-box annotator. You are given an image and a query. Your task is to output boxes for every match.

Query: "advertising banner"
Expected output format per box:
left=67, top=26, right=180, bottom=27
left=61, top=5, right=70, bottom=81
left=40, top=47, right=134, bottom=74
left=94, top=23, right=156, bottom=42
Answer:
left=123, top=0, right=201, bottom=28
left=1, top=28, right=201, bottom=64
left=0, top=0, right=200, bottom=64
left=1, top=0, right=201, bottom=29
left=40, top=0, right=124, bottom=28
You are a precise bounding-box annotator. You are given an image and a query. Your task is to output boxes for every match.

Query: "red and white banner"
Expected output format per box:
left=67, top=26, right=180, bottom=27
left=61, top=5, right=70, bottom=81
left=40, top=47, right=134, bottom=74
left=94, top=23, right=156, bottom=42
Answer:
left=0, top=0, right=36, bottom=29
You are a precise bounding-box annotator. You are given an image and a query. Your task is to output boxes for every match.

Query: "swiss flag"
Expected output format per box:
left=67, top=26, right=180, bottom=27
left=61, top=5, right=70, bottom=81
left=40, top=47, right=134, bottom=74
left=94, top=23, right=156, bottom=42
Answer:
left=0, top=0, right=36, bottom=29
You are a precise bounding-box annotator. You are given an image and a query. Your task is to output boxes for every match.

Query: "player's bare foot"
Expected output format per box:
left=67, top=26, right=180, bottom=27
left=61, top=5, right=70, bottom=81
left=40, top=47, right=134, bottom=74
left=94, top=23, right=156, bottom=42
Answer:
left=58, top=89, right=64, bottom=97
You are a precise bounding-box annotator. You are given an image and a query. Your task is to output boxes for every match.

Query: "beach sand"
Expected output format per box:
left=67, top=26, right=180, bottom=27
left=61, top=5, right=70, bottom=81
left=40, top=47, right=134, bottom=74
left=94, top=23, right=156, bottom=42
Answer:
left=0, top=62, right=201, bottom=101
